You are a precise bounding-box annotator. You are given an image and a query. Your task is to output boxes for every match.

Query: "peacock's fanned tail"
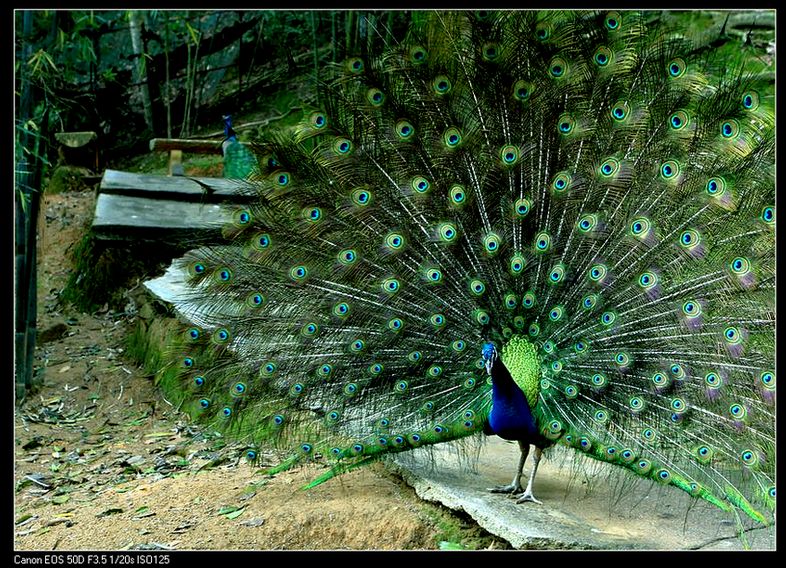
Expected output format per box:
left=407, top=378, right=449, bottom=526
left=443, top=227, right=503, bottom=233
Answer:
left=159, top=11, right=775, bottom=524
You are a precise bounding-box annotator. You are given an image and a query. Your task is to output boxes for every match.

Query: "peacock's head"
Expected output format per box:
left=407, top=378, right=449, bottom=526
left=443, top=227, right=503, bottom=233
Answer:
left=482, top=342, right=498, bottom=375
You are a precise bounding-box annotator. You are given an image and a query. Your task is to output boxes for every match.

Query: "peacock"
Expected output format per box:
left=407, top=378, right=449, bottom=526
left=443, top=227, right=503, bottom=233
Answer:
left=156, top=10, right=776, bottom=528
left=221, top=114, right=256, bottom=179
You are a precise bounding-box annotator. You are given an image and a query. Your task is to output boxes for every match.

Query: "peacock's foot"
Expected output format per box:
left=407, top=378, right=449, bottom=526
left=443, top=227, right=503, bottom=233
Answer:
left=487, top=483, right=524, bottom=494
left=514, top=491, right=542, bottom=505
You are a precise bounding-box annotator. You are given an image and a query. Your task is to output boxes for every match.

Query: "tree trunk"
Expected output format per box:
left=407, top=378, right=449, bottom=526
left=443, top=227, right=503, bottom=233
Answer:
left=129, top=10, right=154, bottom=134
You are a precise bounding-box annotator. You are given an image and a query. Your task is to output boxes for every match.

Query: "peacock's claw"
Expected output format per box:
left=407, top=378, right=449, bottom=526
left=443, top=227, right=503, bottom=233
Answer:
left=515, top=492, right=542, bottom=505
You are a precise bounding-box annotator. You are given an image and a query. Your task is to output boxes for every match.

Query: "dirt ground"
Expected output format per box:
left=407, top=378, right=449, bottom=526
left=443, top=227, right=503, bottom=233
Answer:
left=14, top=186, right=508, bottom=552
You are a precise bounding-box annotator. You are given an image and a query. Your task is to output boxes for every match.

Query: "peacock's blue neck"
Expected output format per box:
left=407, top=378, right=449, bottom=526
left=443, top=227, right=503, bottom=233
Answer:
left=487, top=337, right=540, bottom=440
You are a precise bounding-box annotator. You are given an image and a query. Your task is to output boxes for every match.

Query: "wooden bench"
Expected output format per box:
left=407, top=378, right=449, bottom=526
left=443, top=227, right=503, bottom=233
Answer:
left=92, top=169, right=253, bottom=242
left=149, top=138, right=251, bottom=176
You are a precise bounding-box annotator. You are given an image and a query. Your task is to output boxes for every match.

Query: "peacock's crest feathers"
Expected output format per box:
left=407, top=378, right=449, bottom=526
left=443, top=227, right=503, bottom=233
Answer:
left=160, top=11, right=774, bottom=524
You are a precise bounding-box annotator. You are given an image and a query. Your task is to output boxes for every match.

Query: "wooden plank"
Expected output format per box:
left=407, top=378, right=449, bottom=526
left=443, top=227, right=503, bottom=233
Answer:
left=92, top=193, right=233, bottom=240
left=149, top=138, right=240, bottom=154
left=99, top=169, right=255, bottom=202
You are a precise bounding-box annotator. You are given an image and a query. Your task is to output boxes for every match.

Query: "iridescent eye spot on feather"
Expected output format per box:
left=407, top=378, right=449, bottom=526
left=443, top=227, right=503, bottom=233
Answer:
left=577, top=214, right=598, bottom=233
left=705, top=371, right=722, bottom=389
left=579, top=295, right=597, bottom=313
left=513, top=80, right=534, bottom=102
left=303, top=207, right=322, bottom=223
left=385, top=232, right=405, bottom=251
left=301, top=322, right=319, bottom=337
left=408, top=351, right=421, bottom=363
left=510, top=254, right=526, bottom=275
left=343, top=383, right=358, bottom=397
left=182, top=356, right=194, bottom=368
left=628, top=396, right=645, bottom=412
left=594, top=46, right=612, bottom=67
left=351, top=188, right=372, bottom=207
left=333, top=302, right=352, bottom=318
left=430, top=313, right=446, bottom=328
left=592, top=373, right=607, bottom=388
left=660, top=160, right=680, bottom=180
left=432, top=75, right=452, bottom=95
left=514, top=197, right=532, bottom=217
left=534, top=231, right=551, bottom=252
left=233, top=209, right=252, bottom=226
left=630, top=217, right=651, bottom=239
left=557, top=114, right=575, bottom=135
left=409, top=46, right=428, bottom=64
left=436, top=222, right=458, bottom=243
left=549, top=305, right=564, bottom=321
left=602, top=311, right=617, bottom=326
left=638, top=271, right=658, bottom=290
left=724, top=326, right=742, bottom=345
left=741, top=90, right=760, bottom=110
left=309, top=111, right=328, bottom=129
left=394, top=380, right=409, bottom=394
left=730, top=256, right=751, bottom=277
left=212, top=328, right=231, bottom=344
left=670, top=397, right=687, bottom=414
left=682, top=300, right=701, bottom=318
left=598, top=157, right=620, bottom=177
left=593, top=410, right=608, bottom=423
left=474, top=310, right=490, bottom=325
left=245, top=449, right=257, bottom=462
left=482, top=42, right=499, bottom=61
left=588, top=263, right=607, bottom=283
left=522, top=292, right=536, bottom=309
left=642, top=428, right=657, bottom=442
left=350, top=339, right=365, bottom=353
left=669, top=110, right=689, bottom=130
left=667, top=57, right=686, bottom=78
left=425, top=268, right=443, bottom=283
left=483, top=232, right=501, bottom=254
left=232, top=382, right=247, bottom=397
left=289, top=265, right=308, bottom=281
left=551, top=172, right=572, bottom=194
left=246, top=292, right=265, bottom=308
left=720, top=119, right=740, bottom=139
left=443, top=127, right=463, bottom=148
left=346, top=57, right=364, bottom=74
left=428, top=365, right=442, bottom=378
left=651, top=372, right=670, bottom=392
left=198, top=398, right=210, bottom=409
left=655, top=469, right=671, bottom=483
left=615, top=351, right=630, bottom=367
left=469, top=279, right=485, bottom=296
left=759, top=371, right=775, bottom=391
left=449, top=184, right=467, bottom=206
left=611, top=101, right=630, bottom=122
left=316, top=364, right=331, bottom=378
left=193, top=375, right=205, bottom=387
left=604, top=12, right=621, bottom=30
left=275, top=172, right=290, bottom=187
left=338, top=249, right=358, bottom=266
left=451, top=340, right=466, bottom=352
left=706, top=176, right=726, bottom=196
left=411, top=175, right=430, bottom=193
left=679, top=228, right=701, bottom=250
left=695, top=445, right=714, bottom=464
left=382, top=277, right=401, bottom=294
left=189, top=262, right=206, bottom=277
left=504, top=294, right=517, bottom=309
left=741, top=450, right=758, bottom=467
left=333, top=138, right=352, bottom=155
left=366, top=88, right=385, bottom=107
left=549, top=56, right=568, bottom=78
left=549, top=264, right=566, bottom=284
left=215, top=267, right=233, bottom=283
left=761, top=206, right=775, bottom=225
left=729, top=403, right=747, bottom=420
left=259, top=362, right=277, bottom=378
left=185, top=327, right=201, bottom=341
left=252, top=233, right=271, bottom=250
left=397, top=120, right=416, bottom=141
left=388, top=318, right=403, bottom=332
left=499, top=145, right=519, bottom=166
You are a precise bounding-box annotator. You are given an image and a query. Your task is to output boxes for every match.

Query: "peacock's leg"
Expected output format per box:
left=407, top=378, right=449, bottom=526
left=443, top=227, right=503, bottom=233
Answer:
left=515, top=446, right=543, bottom=504
left=488, top=440, right=528, bottom=494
